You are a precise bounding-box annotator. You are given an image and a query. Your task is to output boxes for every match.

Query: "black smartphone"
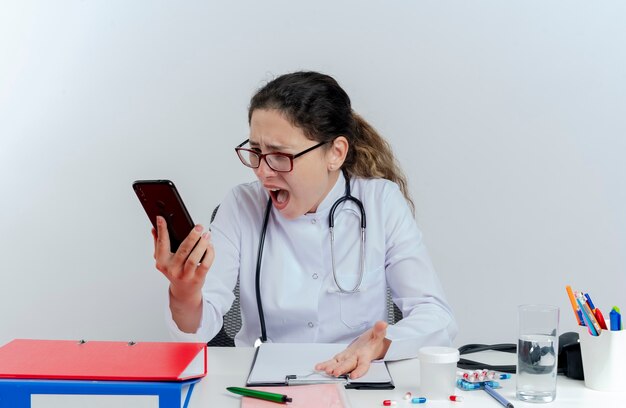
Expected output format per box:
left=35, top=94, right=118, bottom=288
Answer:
left=132, top=180, right=196, bottom=253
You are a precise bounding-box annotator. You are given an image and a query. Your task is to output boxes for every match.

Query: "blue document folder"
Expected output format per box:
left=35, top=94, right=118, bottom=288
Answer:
left=0, top=377, right=200, bottom=408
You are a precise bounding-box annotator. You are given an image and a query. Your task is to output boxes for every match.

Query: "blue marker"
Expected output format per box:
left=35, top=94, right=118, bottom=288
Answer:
left=610, top=307, right=622, bottom=331
left=584, top=293, right=596, bottom=310
left=577, top=310, right=585, bottom=326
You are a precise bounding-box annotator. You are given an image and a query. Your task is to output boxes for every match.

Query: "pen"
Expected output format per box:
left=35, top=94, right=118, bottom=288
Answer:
left=576, top=297, right=598, bottom=336
left=227, top=387, right=292, bottom=404
left=584, top=292, right=608, bottom=330
left=483, top=384, right=514, bottom=408
left=576, top=292, right=601, bottom=335
left=584, top=293, right=596, bottom=311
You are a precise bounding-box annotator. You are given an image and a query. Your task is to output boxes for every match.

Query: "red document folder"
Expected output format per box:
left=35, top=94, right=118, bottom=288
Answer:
left=0, top=339, right=207, bottom=381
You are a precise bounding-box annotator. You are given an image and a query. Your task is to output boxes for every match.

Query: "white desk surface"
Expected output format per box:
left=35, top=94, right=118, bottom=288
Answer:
left=16, top=346, right=625, bottom=407
left=193, top=347, right=626, bottom=408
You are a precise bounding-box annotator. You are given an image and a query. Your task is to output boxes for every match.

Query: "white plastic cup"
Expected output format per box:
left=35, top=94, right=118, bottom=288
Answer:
left=578, top=326, right=626, bottom=391
left=418, top=346, right=460, bottom=400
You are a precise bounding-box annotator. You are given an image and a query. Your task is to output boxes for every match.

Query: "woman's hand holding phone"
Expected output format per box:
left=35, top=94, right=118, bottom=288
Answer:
left=152, top=215, right=215, bottom=333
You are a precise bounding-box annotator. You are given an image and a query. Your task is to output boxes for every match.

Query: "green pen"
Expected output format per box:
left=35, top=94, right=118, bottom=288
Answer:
left=227, top=387, right=293, bottom=404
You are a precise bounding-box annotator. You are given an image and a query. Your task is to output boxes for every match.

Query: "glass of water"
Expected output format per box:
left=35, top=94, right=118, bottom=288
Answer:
left=516, top=304, right=560, bottom=403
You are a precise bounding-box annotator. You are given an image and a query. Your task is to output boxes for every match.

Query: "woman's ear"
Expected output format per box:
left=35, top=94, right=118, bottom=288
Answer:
left=327, top=136, right=348, bottom=171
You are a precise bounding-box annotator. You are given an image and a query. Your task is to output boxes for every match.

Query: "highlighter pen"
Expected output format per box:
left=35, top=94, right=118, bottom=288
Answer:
left=610, top=307, right=622, bottom=331
left=483, top=384, right=514, bottom=408
left=227, top=387, right=292, bottom=404
left=565, top=285, right=583, bottom=325
left=594, top=308, right=608, bottom=330
left=615, top=307, right=623, bottom=330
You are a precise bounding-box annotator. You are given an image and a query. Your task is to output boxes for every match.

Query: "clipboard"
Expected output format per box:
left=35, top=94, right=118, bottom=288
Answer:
left=246, top=343, right=394, bottom=390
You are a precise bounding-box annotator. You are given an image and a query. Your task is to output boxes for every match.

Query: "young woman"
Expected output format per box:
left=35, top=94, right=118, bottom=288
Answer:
left=152, top=71, right=457, bottom=379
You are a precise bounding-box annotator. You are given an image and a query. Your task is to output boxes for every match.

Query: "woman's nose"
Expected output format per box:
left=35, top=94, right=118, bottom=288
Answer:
left=255, top=157, right=277, bottom=178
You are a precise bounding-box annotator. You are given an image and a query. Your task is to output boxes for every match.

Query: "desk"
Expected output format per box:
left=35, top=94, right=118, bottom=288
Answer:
left=193, top=347, right=626, bottom=408
left=7, top=347, right=624, bottom=407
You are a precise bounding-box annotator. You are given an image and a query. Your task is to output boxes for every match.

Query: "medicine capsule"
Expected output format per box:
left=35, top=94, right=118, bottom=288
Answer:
left=449, top=395, right=464, bottom=402
left=382, top=400, right=397, bottom=406
left=499, top=373, right=512, bottom=379
left=411, top=397, right=427, bottom=404
left=403, top=392, right=412, bottom=400
left=456, top=379, right=481, bottom=390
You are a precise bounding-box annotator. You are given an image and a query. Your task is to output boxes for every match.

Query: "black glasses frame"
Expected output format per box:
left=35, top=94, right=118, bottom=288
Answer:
left=235, top=139, right=328, bottom=172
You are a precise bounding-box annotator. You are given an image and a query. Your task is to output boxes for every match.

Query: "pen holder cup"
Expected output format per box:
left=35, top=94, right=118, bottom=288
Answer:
left=578, top=326, right=626, bottom=391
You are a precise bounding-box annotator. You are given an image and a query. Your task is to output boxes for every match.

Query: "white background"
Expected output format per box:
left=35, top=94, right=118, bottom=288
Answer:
left=1, top=0, right=625, bottom=348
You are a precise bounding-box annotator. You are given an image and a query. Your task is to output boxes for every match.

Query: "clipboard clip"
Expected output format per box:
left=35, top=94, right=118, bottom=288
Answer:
left=285, top=373, right=349, bottom=385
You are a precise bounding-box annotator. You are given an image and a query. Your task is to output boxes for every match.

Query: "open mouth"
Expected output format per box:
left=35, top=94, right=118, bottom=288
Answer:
left=268, top=188, right=290, bottom=210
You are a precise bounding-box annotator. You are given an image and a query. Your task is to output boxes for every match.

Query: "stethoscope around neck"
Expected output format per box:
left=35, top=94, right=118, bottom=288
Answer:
left=254, top=171, right=366, bottom=342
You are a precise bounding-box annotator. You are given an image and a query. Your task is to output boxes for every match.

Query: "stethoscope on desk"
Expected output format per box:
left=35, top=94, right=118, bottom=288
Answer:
left=255, top=171, right=366, bottom=342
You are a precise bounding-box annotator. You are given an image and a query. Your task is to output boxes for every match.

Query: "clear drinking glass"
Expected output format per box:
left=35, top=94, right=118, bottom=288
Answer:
left=516, top=304, right=560, bottom=403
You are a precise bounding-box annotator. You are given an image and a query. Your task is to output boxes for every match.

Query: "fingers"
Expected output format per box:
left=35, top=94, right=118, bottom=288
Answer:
left=182, top=232, right=213, bottom=277
left=151, top=227, right=158, bottom=259
left=349, top=358, right=370, bottom=379
left=331, top=355, right=358, bottom=377
left=172, top=224, right=205, bottom=267
left=315, top=352, right=356, bottom=378
left=197, top=239, right=215, bottom=276
left=315, top=353, right=343, bottom=373
left=314, top=358, right=334, bottom=373
left=153, top=215, right=171, bottom=272
left=154, top=217, right=213, bottom=285
left=372, top=321, right=388, bottom=340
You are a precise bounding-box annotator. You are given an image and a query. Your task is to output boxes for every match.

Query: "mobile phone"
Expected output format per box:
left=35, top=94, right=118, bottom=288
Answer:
left=132, top=180, right=196, bottom=253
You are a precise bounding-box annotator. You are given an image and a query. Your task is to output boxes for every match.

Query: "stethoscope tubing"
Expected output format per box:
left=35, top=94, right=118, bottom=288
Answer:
left=255, top=197, right=273, bottom=342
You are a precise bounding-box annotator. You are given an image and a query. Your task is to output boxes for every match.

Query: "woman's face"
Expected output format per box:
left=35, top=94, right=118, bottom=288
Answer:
left=248, top=109, right=340, bottom=219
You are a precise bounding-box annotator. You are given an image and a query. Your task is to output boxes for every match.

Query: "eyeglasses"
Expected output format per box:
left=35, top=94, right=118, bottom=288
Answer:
left=235, top=139, right=328, bottom=172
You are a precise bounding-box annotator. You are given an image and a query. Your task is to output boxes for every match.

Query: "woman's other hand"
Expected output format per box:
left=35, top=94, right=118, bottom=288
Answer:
left=314, top=320, right=391, bottom=379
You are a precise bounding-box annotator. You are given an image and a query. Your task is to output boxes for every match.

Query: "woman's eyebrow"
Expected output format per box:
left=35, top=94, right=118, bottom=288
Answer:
left=249, top=140, right=291, bottom=151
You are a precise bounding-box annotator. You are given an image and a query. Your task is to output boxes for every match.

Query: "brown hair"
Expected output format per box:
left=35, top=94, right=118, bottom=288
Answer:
left=249, top=71, right=415, bottom=214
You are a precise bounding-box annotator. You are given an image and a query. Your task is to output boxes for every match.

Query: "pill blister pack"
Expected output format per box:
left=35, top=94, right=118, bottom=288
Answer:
left=456, top=369, right=512, bottom=391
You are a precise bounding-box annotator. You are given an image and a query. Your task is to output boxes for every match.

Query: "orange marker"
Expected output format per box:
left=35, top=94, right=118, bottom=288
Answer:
left=566, top=285, right=583, bottom=325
